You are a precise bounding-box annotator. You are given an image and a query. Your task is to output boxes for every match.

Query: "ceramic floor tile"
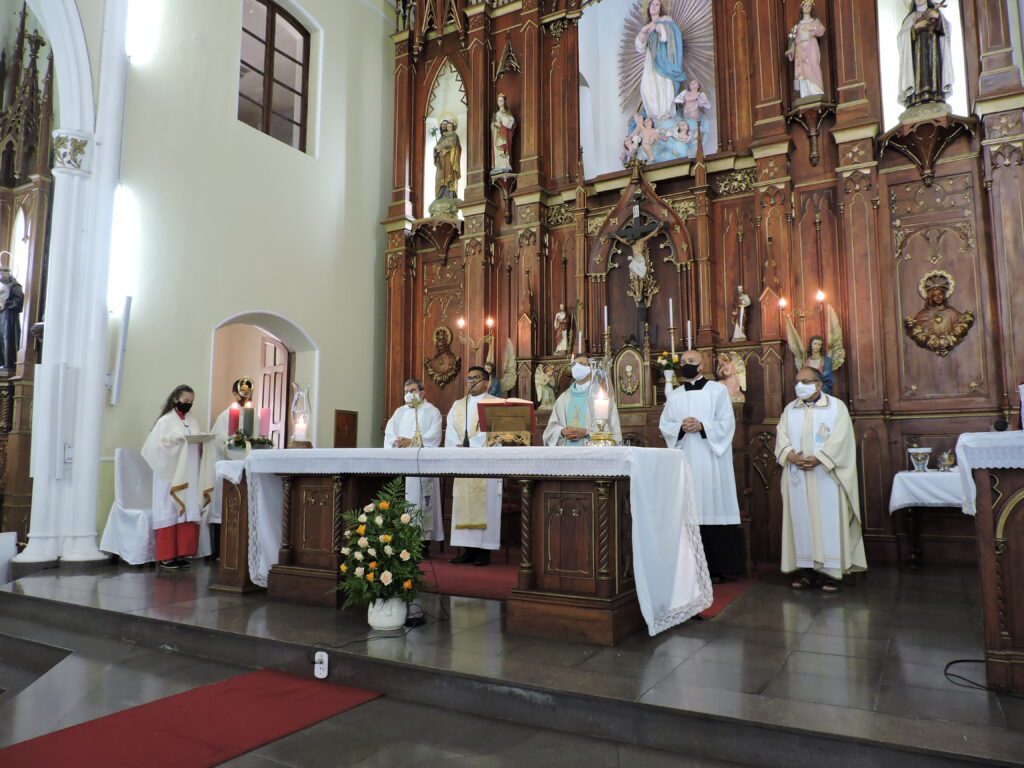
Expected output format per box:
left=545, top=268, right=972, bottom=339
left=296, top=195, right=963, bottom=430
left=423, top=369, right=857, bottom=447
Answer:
left=763, top=670, right=879, bottom=710
left=875, top=684, right=1005, bottom=728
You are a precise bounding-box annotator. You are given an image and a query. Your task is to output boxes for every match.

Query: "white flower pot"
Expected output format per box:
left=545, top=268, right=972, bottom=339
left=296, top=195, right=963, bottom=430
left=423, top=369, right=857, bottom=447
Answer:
left=664, top=370, right=675, bottom=397
left=367, top=597, right=407, bottom=630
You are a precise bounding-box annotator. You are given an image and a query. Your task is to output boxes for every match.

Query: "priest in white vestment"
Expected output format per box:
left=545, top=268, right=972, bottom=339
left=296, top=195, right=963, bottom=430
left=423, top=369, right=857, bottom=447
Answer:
left=543, top=354, right=622, bottom=446
left=384, top=378, right=444, bottom=544
left=444, top=366, right=502, bottom=566
left=659, top=349, right=743, bottom=582
left=209, top=377, right=253, bottom=559
left=141, top=385, right=216, bottom=570
left=775, top=367, right=866, bottom=591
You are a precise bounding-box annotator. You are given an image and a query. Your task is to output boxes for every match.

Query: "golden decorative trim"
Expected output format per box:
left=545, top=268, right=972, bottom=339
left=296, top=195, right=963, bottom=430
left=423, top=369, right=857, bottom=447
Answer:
left=994, top=487, right=1024, bottom=541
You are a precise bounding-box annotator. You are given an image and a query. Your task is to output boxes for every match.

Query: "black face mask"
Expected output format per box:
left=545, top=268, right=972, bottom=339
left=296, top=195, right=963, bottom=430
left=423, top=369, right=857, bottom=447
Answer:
left=680, top=363, right=700, bottom=379
left=175, top=401, right=193, bottom=414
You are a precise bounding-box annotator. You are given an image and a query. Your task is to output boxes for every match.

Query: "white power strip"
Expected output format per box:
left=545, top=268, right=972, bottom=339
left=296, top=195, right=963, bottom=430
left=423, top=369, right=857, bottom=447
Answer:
left=313, top=650, right=329, bottom=679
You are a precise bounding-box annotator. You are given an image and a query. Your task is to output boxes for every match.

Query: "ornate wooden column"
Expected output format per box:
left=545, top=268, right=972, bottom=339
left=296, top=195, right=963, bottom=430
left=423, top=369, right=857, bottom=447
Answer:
left=752, top=145, right=792, bottom=343
left=750, top=0, right=787, bottom=142
left=517, top=0, right=543, bottom=191
left=830, top=0, right=880, bottom=129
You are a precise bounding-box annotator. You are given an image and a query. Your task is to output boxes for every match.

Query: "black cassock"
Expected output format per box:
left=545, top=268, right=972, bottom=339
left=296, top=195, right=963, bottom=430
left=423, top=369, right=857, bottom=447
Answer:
left=0, top=280, right=23, bottom=370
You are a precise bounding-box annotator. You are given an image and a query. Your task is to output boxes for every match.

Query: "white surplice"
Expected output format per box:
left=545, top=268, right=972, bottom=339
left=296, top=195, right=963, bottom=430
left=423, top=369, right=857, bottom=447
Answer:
left=141, top=411, right=215, bottom=556
left=384, top=400, right=444, bottom=541
left=775, top=394, right=867, bottom=580
left=208, top=406, right=235, bottom=525
left=444, top=393, right=502, bottom=550
left=658, top=379, right=740, bottom=525
left=542, top=382, right=623, bottom=446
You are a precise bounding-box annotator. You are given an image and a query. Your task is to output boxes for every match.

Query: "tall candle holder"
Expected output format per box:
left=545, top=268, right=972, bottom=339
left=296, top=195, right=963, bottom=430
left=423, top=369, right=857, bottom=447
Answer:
left=668, top=325, right=677, bottom=358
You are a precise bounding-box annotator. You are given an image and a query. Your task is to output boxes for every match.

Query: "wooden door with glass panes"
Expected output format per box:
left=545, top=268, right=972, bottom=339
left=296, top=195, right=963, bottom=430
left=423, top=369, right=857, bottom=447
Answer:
left=260, top=336, right=289, bottom=448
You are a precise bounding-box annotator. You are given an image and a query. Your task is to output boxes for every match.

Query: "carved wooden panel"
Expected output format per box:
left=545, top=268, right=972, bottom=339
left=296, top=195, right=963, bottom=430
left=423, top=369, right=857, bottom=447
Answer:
left=541, top=490, right=595, bottom=587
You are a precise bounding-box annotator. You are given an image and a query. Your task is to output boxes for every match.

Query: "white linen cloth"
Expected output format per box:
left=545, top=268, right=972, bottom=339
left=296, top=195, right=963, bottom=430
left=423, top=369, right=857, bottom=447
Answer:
left=384, top=401, right=444, bottom=541
left=956, top=432, right=1024, bottom=514
left=100, top=448, right=156, bottom=565
left=888, top=470, right=962, bottom=513
left=233, top=447, right=711, bottom=633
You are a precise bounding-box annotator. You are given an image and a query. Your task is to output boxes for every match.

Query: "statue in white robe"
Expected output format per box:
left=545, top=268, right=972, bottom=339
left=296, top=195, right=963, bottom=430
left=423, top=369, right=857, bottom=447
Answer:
left=775, top=389, right=867, bottom=583
left=444, top=373, right=503, bottom=564
left=384, top=396, right=444, bottom=542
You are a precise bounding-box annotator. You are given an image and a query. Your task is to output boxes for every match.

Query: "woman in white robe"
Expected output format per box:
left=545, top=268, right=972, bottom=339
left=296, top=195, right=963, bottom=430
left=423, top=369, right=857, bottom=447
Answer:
left=141, top=385, right=216, bottom=570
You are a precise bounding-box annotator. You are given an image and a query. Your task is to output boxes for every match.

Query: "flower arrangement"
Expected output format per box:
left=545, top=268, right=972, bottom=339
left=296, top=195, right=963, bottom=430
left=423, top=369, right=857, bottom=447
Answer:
left=337, top=477, right=424, bottom=608
left=226, top=432, right=274, bottom=449
left=653, top=352, right=681, bottom=374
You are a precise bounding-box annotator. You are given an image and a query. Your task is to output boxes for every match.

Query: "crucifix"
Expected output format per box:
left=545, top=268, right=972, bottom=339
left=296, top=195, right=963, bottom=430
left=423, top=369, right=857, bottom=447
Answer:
left=609, top=188, right=664, bottom=341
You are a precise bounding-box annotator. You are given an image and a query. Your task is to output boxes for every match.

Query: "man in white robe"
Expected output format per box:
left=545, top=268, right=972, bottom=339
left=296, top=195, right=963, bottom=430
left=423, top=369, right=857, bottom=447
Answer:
left=383, top=378, right=444, bottom=545
left=543, top=354, right=623, bottom=446
left=659, top=349, right=742, bottom=582
left=444, top=365, right=502, bottom=566
left=209, top=377, right=253, bottom=559
left=775, top=367, right=867, bottom=591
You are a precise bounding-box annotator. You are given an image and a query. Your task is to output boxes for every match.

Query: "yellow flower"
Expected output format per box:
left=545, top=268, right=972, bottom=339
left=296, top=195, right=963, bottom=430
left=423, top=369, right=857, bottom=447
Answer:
left=339, top=564, right=348, bottom=573
left=672, top=354, right=679, bottom=363
left=356, top=524, right=366, bottom=536
left=380, top=534, right=392, bottom=544
left=379, top=500, right=391, bottom=511
left=403, top=579, right=414, bottom=590
left=368, top=561, right=378, bottom=570
left=366, top=572, right=375, bottom=582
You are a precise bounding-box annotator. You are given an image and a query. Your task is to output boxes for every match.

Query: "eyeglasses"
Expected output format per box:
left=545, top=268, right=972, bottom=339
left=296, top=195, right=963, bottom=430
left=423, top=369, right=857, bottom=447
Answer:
left=466, top=376, right=483, bottom=383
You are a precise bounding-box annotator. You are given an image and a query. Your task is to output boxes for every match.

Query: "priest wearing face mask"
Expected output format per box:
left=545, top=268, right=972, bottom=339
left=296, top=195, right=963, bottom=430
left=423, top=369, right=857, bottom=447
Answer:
left=444, top=366, right=503, bottom=566
left=776, top=367, right=866, bottom=592
left=142, top=385, right=217, bottom=571
left=384, top=378, right=444, bottom=546
left=208, top=377, right=254, bottom=559
left=543, top=354, right=622, bottom=446
left=659, top=349, right=743, bottom=583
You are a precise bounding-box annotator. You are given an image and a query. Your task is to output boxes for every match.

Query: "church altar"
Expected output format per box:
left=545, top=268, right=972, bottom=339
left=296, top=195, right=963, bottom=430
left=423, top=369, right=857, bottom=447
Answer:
left=215, top=447, right=712, bottom=644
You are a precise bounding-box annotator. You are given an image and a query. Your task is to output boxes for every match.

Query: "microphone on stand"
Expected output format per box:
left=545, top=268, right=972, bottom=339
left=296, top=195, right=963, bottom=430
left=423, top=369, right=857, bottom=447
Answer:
left=463, top=393, right=471, bottom=447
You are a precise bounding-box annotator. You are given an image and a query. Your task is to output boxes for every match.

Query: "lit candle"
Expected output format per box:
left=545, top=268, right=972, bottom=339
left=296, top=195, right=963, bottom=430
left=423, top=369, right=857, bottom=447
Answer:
left=779, top=297, right=788, bottom=309
left=603, top=305, right=609, bottom=333
left=457, top=317, right=465, bottom=329
left=815, top=289, right=826, bottom=302
left=686, top=320, right=692, bottom=350
left=228, top=403, right=240, bottom=435
left=593, top=389, right=610, bottom=422
left=577, top=330, right=583, bottom=354
left=241, top=403, right=255, bottom=437
left=258, top=407, right=270, bottom=438
left=293, top=417, right=308, bottom=442
left=486, top=317, right=494, bottom=329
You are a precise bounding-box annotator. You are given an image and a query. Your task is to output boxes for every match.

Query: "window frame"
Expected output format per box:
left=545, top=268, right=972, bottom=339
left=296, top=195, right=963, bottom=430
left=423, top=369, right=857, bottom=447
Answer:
left=238, top=0, right=311, bottom=152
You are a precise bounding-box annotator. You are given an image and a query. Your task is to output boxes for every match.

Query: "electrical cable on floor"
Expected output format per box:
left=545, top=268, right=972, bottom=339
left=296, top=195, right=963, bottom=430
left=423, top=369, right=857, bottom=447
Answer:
left=943, top=659, right=1024, bottom=699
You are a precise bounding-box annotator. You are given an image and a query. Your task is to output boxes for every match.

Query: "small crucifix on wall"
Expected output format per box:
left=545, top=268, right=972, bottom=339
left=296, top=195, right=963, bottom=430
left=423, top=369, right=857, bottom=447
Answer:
left=609, top=189, right=664, bottom=341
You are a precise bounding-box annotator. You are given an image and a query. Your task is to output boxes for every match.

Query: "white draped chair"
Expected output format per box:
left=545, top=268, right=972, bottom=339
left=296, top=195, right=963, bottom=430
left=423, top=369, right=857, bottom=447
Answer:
left=100, top=448, right=156, bottom=565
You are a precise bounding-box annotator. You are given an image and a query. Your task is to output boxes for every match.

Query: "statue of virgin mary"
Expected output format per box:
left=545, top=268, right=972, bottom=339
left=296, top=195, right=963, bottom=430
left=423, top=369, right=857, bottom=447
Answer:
left=632, top=0, right=686, bottom=120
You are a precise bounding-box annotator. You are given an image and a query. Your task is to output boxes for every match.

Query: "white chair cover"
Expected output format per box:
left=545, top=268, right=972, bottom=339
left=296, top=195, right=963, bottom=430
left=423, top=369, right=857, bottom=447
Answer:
left=100, top=448, right=156, bottom=565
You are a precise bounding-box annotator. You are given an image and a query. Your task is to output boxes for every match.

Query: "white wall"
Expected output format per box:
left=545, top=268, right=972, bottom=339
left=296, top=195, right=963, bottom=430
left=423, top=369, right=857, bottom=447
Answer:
left=86, top=0, right=393, bottom=518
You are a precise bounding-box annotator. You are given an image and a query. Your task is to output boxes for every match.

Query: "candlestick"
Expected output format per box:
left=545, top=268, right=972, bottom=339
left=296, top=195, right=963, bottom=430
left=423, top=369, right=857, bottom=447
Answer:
left=669, top=326, right=676, bottom=358
left=603, top=305, right=608, bottom=333
left=686, top=320, right=692, bottom=351
left=578, top=330, right=583, bottom=354
left=241, top=403, right=255, bottom=437
left=258, top=407, right=270, bottom=438
left=228, top=403, right=240, bottom=435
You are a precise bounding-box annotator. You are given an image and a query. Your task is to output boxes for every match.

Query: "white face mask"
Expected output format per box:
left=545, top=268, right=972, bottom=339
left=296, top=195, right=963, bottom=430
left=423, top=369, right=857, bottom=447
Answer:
left=571, top=363, right=591, bottom=382
left=795, top=382, right=819, bottom=400
left=404, top=391, right=420, bottom=404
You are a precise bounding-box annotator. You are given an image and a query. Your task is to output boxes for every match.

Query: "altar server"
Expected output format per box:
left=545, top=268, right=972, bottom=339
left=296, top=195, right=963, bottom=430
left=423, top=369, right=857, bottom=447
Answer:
left=444, top=366, right=502, bottom=566
left=142, top=385, right=216, bottom=570
left=543, top=354, right=622, bottom=446
left=775, top=367, right=866, bottom=592
left=659, top=349, right=743, bottom=582
left=384, top=378, right=444, bottom=544
left=209, top=377, right=253, bottom=559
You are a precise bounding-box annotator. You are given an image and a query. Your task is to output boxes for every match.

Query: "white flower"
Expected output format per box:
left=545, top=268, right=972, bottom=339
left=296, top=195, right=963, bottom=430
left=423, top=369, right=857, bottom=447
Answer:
left=380, top=571, right=393, bottom=586
left=354, top=566, right=365, bottom=578
left=367, top=548, right=377, bottom=557
left=357, top=537, right=369, bottom=548
left=363, top=504, right=375, bottom=513
left=344, top=530, right=352, bottom=538
left=374, top=515, right=384, bottom=526
left=384, top=545, right=394, bottom=556
left=340, top=547, right=350, bottom=556
left=400, top=513, right=412, bottom=524
left=378, top=534, right=388, bottom=543
left=400, top=550, right=411, bottom=561
left=353, top=551, right=364, bottom=561
left=358, top=514, right=368, bottom=523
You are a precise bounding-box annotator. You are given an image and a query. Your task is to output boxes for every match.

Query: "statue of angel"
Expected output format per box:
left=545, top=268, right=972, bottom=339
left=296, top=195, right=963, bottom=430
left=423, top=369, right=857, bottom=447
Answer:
left=534, top=363, right=557, bottom=409
left=786, top=303, right=845, bottom=394
left=499, top=338, right=519, bottom=395
left=717, top=352, right=746, bottom=403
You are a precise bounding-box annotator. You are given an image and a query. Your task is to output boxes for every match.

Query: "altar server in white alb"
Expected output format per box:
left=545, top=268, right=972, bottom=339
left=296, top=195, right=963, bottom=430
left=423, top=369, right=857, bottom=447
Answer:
left=141, top=385, right=216, bottom=570
left=775, top=367, right=866, bottom=592
left=659, top=349, right=743, bottom=582
left=384, top=377, right=444, bottom=545
left=543, top=354, right=622, bottom=446
left=208, top=377, right=254, bottom=559
left=444, top=366, right=502, bottom=566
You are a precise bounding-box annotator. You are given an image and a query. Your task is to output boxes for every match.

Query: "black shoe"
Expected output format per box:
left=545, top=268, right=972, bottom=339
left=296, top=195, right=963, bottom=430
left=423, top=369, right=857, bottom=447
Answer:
left=473, top=551, right=491, bottom=567
left=710, top=575, right=724, bottom=585
left=159, top=560, right=181, bottom=571
left=449, top=549, right=475, bottom=564
left=177, top=558, right=192, bottom=569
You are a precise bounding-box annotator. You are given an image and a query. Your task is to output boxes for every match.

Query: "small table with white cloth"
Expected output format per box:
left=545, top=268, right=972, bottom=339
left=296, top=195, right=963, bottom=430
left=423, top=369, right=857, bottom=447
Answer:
left=888, top=470, right=963, bottom=567
left=215, top=447, right=713, bottom=645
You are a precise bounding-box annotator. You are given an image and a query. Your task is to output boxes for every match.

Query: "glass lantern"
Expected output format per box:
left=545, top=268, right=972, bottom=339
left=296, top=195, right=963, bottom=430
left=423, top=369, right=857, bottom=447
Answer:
left=289, top=383, right=312, bottom=448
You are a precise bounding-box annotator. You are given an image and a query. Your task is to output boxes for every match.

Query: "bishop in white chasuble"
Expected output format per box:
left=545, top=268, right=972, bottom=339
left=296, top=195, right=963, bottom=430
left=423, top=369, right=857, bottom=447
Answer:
left=659, top=351, right=742, bottom=580
left=384, top=378, right=444, bottom=542
left=543, top=354, right=623, bottom=446
left=444, top=366, right=503, bottom=565
left=775, top=368, right=867, bottom=588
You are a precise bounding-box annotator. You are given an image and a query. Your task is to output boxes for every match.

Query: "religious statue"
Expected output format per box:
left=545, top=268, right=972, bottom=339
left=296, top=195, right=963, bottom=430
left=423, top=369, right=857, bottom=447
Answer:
left=785, top=0, right=826, bottom=100
left=633, top=0, right=686, bottom=122
left=897, top=0, right=954, bottom=111
left=730, top=284, right=751, bottom=342
left=610, top=219, right=664, bottom=308
left=429, top=118, right=462, bottom=218
left=491, top=93, right=516, bottom=175
left=673, top=79, right=712, bottom=156
left=534, top=363, right=557, bottom=409
left=0, top=253, right=24, bottom=372
left=787, top=304, right=846, bottom=394
left=904, top=270, right=974, bottom=356
left=553, top=303, right=570, bottom=353
left=717, top=352, right=746, bottom=403
left=424, top=326, right=461, bottom=388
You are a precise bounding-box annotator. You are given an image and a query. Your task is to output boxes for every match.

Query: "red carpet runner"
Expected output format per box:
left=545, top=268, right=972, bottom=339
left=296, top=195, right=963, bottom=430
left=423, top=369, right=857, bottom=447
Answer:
left=0, top=669, right=378, bottom=768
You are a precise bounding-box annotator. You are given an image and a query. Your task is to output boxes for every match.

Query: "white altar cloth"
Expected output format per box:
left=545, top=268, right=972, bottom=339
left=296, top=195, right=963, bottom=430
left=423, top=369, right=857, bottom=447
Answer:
left=888, top=470, right=962, bottom=513
left=955, top=432, right=1024, bottom=514
left=216, top=447, right=712, bottom=635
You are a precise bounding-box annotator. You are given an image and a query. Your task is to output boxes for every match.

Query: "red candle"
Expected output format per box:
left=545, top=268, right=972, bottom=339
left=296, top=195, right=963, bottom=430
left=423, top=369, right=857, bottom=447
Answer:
left=228, top=403, right=240, bottom=435
left=258, top=407, right=270, bottom=438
